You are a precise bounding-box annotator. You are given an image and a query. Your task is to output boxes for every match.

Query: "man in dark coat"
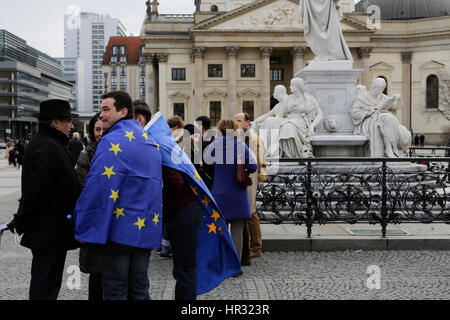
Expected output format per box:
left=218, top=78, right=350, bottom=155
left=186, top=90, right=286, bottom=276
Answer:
left=7, top=99, right=81, bottom=300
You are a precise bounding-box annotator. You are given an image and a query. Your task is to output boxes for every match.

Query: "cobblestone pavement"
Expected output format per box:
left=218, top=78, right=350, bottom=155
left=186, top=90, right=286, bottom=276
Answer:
left=0, top=151, right=449, bottom=300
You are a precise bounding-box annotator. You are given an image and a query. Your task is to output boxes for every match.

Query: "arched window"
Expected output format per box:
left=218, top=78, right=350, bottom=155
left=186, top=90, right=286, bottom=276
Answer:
left=379, top=76, right=388, bottom=95
left=211, top=5, right=218, bottom=12
left=426, top=74, right=439, bottom=109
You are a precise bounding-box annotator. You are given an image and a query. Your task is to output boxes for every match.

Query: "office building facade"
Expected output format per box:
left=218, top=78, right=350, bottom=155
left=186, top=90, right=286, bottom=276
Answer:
left=64, top=12, right=127, bottom=120
left=0, top=30, right=74, bottom=140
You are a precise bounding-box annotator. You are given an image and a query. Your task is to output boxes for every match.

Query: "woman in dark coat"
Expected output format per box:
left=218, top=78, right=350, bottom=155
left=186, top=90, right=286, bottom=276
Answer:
left=204, top=119, right=258, bottom=272
left=75, top=112, right=103, bottom=300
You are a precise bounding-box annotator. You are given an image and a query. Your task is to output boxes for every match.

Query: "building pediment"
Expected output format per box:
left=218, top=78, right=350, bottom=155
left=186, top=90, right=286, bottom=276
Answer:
left=419, top=60, right=446, bottom=71
left=370, top=62, right=395, bottom=72
left=191, top=0, right=368, bottom=33
left=169, top=90, right=191, bottom=99
left=204, top=88, right=228, bottom=97
left=237, top=88, right=260, bottom=97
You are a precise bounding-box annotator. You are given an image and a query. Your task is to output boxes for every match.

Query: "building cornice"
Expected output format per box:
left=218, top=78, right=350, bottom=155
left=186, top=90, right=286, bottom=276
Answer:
left=140, top=35, right=192, bottom=42
left=371, top=30, right=450, bottom=41
left=190, top=29, right=374, bottom=34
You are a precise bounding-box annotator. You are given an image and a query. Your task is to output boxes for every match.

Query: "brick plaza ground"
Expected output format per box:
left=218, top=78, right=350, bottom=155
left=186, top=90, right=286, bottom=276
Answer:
left=0, top=150, right=449, bottom=300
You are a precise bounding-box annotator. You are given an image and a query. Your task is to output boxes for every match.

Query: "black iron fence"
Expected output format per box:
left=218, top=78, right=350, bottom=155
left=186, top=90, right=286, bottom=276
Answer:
left=408, top=146, right=450, bottom=157
left=256, top=158, right=450, bottom=238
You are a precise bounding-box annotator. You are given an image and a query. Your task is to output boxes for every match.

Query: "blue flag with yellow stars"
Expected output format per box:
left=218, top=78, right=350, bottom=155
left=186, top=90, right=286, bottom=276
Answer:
left=74, top=119, right=163, bottom=250
left=145, top=112, right=241, bottom=295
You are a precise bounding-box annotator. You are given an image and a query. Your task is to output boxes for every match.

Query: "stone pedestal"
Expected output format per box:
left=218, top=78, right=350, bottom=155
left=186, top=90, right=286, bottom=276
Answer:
left=310, top=135, right=368, bottom=158
left=295, top=60, right=365, bottom=157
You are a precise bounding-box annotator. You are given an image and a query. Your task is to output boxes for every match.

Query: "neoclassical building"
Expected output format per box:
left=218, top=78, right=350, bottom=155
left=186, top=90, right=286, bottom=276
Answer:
left=139, top=0, right=450, bottom=144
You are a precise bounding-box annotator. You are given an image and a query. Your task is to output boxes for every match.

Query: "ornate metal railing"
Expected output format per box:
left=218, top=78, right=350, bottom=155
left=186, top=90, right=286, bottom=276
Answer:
left=256, top=158, right=450, bottom=238
left=408, top=146, right=450, bottom=157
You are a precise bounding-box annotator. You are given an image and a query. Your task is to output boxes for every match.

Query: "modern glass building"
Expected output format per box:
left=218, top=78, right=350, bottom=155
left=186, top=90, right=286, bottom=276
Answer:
left=64, top=12, right=127, bottom=120
left=0, top=30, right=74, bottom=140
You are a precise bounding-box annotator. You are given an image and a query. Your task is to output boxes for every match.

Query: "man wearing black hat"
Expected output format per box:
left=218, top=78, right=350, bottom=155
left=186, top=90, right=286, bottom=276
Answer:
left=6, top=99, right=81, bottom=300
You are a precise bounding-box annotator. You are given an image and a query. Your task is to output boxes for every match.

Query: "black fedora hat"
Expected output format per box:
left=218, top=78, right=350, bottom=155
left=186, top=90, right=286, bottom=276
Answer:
left=38, top=99, right=77, bottom=120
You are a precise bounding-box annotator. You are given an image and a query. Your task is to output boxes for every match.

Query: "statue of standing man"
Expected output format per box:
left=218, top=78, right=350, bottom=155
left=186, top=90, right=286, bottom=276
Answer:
left=299, top=0, right=353, bottom=61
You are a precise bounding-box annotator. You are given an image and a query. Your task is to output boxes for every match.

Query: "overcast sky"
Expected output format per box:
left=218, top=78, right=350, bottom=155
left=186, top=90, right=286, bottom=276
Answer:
left=0, top=0, right=195, bottom=57
left=0, top=0, right=359, bottom=58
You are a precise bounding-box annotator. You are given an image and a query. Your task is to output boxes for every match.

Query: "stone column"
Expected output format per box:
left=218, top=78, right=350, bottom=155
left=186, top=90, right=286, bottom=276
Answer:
left=143, top=53, right=156, bottom=115
left=226, top=46, right=239, bottom=118
left=401, top=51, right=413, bottom=130
left=156, top=53, right=169, bottom=118
left=192, top=46, right=206, bottom=120
left=358, top=47, right=373, bottom=88
left=260, top=46, right=273, bottom=114
left=291, top=46, right=306, bottom=75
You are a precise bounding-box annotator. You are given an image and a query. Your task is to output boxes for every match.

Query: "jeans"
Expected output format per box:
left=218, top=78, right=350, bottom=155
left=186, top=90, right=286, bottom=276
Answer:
left=167, top=201, right=203, bottom=300
left=99, top=250, right=151, bottom=300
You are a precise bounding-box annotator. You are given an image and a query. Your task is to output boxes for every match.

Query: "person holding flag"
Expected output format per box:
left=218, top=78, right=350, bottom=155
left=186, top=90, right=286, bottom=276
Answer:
left=73, top=91, right=163, bottom=300
left=145, top=112, right=242, bottom=300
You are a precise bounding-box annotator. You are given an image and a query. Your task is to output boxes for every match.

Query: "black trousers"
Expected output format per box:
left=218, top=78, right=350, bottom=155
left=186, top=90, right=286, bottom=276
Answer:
left=88, top=273, right=103, bottom=301
left=30, top=250, right=67, bottom=300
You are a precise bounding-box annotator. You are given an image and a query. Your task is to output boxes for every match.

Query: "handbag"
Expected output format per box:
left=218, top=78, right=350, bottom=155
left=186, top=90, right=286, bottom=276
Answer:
left=236, top=151, right=252, bottom=187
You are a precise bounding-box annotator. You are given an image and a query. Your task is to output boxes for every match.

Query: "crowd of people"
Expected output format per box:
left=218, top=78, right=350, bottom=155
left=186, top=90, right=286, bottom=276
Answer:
left=4, top=139, right=25, bottom=169
left=3, top=91, right=267, bottom=301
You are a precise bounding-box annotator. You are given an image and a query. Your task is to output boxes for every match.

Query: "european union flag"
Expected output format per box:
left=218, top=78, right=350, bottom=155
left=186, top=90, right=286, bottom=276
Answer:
left=145, top=112, right=241, bottom=295
left=74, top=119, right=163, bottom=250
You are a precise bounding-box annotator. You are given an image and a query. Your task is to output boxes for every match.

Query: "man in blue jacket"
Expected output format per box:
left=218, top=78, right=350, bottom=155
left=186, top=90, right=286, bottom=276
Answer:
left=74, top=91, right=163, bottom=300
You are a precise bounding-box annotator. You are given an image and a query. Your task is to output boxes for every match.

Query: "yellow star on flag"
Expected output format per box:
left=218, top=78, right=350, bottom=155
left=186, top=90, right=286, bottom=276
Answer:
left=113, top=206, right=125, bottom=220
left=190, top=185, right=199, bottom=196
left=109, top=189, right=119, bottom=203
left=211, top=209, right=220, bottom=222
left=125, top=131, right=136, bottom=142
left=109, top=143, right=123, bottom=156
left=152, top=214, right=160, bottom=227
left=102, top=166, right=116, bottom=180
left=155, top=143, right=160, bottom=150
left=142, top=131, right=148, bottom=142
left=207, top=222, right=217, bottom=234
left=194, top=170, right=201, bottom=181
left=134, top=217, right=146, bottom=231
left=202, top=195, right=211, bottom=208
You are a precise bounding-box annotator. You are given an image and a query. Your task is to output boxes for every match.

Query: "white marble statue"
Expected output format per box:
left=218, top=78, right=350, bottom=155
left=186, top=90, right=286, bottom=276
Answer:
left=254, top=78, right=324, bottom=158
left=350, top=78, right=412, bottom=158
left=253, top=85, right=288, bottom=158
left=299, top=0, right=353, bottom=61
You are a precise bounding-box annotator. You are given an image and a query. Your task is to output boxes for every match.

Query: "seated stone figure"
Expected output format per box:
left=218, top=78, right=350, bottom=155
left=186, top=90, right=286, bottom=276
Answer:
left=253, top=85, right=288, bottom=158
left=351, top=78, right=412, bottom=158
left=254, top=78, right=323, bottom=158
